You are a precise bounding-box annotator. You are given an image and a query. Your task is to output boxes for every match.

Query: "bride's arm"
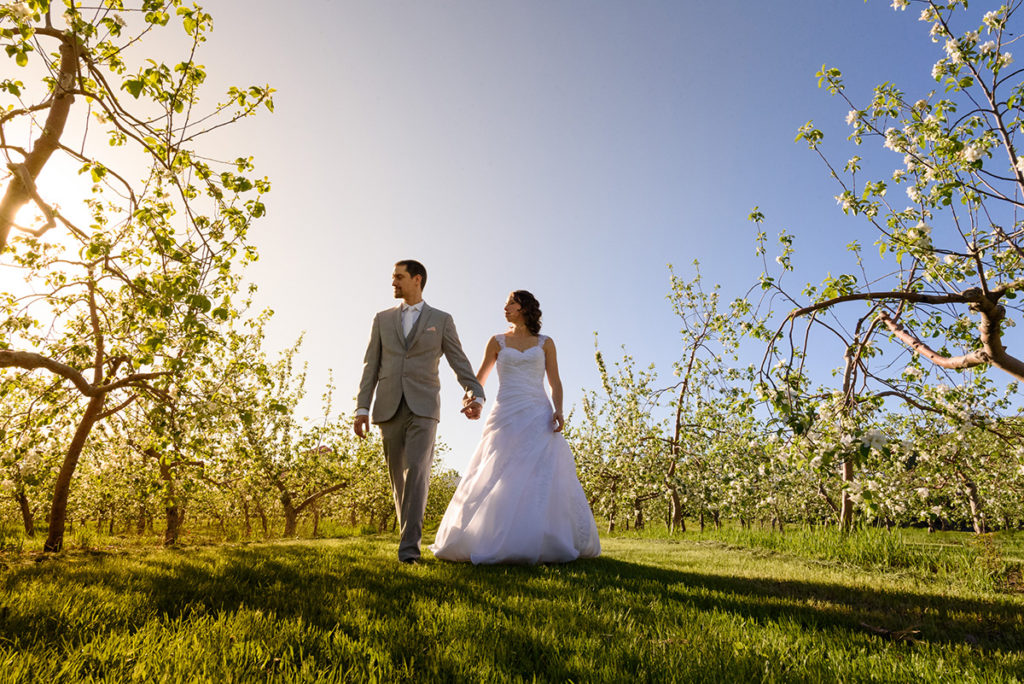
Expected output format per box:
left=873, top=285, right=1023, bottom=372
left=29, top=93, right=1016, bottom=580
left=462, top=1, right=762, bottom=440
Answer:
left=543, top=338, right=565, bottom=432
left=475, top=336, right=500, bottom=386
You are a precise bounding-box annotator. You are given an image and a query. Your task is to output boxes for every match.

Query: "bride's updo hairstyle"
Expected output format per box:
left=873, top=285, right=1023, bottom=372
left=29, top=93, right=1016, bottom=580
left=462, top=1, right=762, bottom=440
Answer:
left=512, top=290, right=542, bottom=335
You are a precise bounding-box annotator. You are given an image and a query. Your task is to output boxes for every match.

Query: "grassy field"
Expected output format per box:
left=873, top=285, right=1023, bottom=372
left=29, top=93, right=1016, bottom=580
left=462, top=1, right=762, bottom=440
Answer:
left=1, top=529, right=1022, bottom=682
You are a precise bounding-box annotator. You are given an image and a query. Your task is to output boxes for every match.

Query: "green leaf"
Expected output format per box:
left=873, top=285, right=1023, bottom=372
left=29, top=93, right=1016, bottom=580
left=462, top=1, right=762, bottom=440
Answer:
left=123, top=78, right=144, bottom=98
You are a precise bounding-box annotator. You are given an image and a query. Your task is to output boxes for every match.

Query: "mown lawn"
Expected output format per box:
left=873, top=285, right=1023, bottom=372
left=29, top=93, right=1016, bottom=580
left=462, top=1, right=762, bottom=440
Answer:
left=1, top=532, right=1022, bottom=682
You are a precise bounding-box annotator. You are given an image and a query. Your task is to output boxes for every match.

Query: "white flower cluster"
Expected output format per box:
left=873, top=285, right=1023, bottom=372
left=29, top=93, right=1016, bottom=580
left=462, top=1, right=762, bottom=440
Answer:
left=883, top=127, right=903, bottom=152
left=963, top=145, right=982, bottom=163
left=862, top=428, right=887, bottom=450
left=983, top=9, right=1004, bottom=32
left=944, top=38, right=963, bottom=64
left=9, top=2, right=32, bottom=21
left=902, top=365, right=923, bottom=380
left=891, top=0, right=909, bottom=9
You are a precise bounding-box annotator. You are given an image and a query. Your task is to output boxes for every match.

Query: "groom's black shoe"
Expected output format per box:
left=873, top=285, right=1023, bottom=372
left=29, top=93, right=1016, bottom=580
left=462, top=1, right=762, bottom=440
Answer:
left=399, top=557, right=422, bottom=565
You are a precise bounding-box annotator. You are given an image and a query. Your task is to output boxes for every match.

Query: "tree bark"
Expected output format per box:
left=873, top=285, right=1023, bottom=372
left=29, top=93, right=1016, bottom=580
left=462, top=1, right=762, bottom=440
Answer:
left=16, top=489, right=34, bottom=537
left=0, top=31, right=78, bottom=252
left=44, top=392, right=106, bottom=551
left=669, top=489, right=684, bottom=534
left=961, top=476, right=987, bottom=535
left=839, top=458, right=855, bottom=531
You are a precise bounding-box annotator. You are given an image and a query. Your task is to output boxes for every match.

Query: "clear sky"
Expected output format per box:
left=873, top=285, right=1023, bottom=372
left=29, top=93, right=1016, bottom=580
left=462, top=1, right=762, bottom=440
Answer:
left=2, top=1, right=952, bottom=473
left=191, top=0, right=947, bottom=473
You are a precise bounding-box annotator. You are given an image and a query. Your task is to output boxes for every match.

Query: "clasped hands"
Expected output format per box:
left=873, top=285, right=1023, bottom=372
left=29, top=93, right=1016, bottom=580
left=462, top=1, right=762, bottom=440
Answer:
left=461, top=392, right=482, bottom=420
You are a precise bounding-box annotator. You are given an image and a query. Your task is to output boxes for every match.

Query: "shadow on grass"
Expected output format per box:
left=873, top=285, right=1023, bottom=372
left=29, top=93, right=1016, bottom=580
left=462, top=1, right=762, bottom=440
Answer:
left=2, top=536, right=1022, bottom=664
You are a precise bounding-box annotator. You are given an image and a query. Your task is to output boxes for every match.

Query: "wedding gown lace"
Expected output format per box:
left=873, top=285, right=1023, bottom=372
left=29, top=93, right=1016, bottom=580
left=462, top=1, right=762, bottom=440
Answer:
left=430, top=334, right=601, bottom=564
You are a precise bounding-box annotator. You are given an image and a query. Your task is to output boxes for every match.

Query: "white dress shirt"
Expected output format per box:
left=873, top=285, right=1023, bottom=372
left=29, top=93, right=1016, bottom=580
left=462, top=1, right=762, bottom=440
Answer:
left=402, top=301, right=423, bottom=338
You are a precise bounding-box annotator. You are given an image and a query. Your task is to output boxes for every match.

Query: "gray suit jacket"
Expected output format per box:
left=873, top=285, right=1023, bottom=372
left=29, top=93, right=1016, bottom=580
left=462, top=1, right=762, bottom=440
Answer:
left=357, top=303, right=485, bottom=423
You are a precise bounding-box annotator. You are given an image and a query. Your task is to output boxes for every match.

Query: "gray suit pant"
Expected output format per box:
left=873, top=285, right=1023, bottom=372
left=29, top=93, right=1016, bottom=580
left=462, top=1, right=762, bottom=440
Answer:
left=379, top=397, right=438, bottom=561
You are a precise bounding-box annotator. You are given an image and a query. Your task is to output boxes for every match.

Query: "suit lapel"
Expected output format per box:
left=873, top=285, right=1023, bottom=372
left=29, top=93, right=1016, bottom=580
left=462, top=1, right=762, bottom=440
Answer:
left=391, top=305, right=406, bottom=349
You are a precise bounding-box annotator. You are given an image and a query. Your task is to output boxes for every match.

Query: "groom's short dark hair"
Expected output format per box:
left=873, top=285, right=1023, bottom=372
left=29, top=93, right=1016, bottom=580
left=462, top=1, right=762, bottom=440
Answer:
left=396, top=259, right=427, bottom=289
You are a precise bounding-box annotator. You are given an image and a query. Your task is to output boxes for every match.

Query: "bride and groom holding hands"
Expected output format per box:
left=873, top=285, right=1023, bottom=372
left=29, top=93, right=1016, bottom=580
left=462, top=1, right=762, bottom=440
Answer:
left=354, top=259, right=601, bottom=565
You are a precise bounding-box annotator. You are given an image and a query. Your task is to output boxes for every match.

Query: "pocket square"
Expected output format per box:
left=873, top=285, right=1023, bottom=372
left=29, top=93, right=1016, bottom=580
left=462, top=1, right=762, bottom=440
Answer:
left=426, top=326, right=437, bottom=332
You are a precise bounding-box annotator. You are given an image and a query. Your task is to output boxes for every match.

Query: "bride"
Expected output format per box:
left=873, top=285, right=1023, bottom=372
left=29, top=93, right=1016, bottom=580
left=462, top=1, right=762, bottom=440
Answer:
left=430, top=290, right=601, bottom=564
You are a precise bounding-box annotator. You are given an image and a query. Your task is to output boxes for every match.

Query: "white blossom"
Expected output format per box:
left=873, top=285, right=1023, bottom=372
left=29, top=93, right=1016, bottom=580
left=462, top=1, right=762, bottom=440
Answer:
left=9, top=2, right=32, bottom=21
left=862, top=428, right=887, bottom=450
left=920, top=7, right=938, bottom=22
left=980, top=40, right=997, bottom=55
left=0, top=479, right=13, bottom=492
left=883, top=128, right=902, bottom=151
left=891, top=0, right=909, bottom=9
left=846, top=110, right=859, bottom=126
left=930, top=505, right=943, bottom=516
left=963, top=145, right=982, bottom=162
left=1019, top=465, right=1024, bottom=476
left=903, top=365, right=922, bottom=379
left=1015, top=157, right=1024, bottom=174
left=916, top=487, right=929, bottom=499
left=983, top=10, right=1002, bottom=31
left=113, top=14, right=126, bottom=28
left=931, top=61, right=944, bottom=80
left=944, top=38, right=963, bottom=63
left=999, top=52, right=1014, bottom=69
left=944, top=254, right=956, bottom=265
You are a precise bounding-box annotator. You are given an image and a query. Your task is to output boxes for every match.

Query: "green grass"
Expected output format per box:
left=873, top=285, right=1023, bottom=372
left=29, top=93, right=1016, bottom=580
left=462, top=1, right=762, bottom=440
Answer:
left=1, top=533, right=1023, bottom=682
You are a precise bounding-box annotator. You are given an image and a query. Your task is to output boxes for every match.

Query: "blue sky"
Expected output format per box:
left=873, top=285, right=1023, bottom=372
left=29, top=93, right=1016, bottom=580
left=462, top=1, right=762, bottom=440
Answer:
left=182, top=0, right=944, bottom=471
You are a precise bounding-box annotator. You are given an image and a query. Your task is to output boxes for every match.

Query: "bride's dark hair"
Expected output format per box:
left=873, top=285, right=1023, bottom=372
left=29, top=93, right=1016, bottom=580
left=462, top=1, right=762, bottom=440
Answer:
left=512, top=290, right=542, bottom=335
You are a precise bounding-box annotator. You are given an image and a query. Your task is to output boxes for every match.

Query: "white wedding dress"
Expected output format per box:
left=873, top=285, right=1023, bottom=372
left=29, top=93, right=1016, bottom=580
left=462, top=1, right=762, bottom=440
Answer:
left=430, top=334, right=601, bottom=564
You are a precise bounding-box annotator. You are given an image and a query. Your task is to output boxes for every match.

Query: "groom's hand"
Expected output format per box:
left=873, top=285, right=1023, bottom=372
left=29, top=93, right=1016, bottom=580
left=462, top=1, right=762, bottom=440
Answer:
left=461, top=403, right=481, bottom=420
left=354, top=415, right=369, bottom=438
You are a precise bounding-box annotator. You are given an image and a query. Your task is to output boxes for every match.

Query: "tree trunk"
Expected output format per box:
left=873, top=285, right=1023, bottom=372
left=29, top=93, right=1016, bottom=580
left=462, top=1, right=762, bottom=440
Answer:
left=164, top=504, right=182, bottom=545
left=699, top=507, right=705, bottom=533
left=156, top=452, right=182, bottom=546
left=16, top=489, right=35, bottom=537
left=839, top=458, right=855, bottom=531
left=255, top=501, right=269, bottom=536
left=669, top=488, right=684, bottom=534
left=136, top=503, right=148, bottom=535
left=242, top=500, right=252, bottom=537
left=280, top=489, right=298, bottom=537
left=633, top=502, right=644, bottom=530
left=45, top=392, right=106, bottom=552
left=962, top=477, right=986, bottom=534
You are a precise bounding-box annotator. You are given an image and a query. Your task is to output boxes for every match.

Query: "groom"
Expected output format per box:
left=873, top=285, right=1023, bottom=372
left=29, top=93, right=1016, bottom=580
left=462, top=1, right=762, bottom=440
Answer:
left=354, top=259, right=485, bottom=563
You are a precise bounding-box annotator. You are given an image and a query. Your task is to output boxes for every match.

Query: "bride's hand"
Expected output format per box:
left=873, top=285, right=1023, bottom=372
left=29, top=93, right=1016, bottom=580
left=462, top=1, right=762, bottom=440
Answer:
left=552, top=411, right=564, bottom=432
